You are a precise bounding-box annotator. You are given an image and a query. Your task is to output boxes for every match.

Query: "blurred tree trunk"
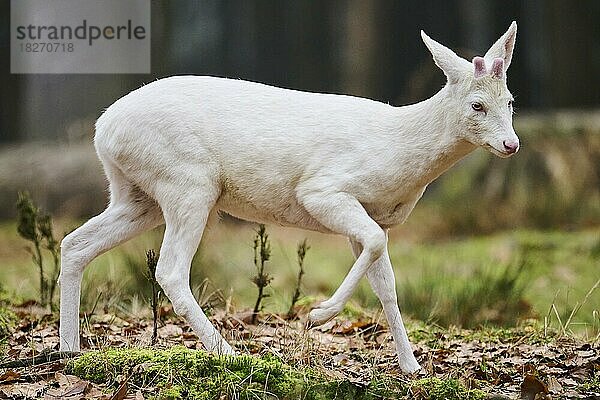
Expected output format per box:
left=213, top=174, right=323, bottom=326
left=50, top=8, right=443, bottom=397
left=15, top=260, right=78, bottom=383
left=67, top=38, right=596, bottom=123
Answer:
left=459, top=0, right=492, bottom=51
left=285, top=1, right=335, bottom=92
left=521, top=0, right=549, bottom=108
left=546, top=0, right=600, bottom=107
left=253, top=1, right=288, bottom=86
left=338, top=0, right=378, bottom=98
left=0, top=0, right=22, bottom=143
left=220, top=1, right=258, bottom=79
left=150, top=0, right=175, bottom=76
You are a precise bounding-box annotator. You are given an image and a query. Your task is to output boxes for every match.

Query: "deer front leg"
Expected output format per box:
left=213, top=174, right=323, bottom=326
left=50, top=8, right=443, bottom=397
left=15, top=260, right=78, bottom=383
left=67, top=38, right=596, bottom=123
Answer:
left=350, top=237, right=421, bottom=373
left=298, top=191, right=386, bottom=323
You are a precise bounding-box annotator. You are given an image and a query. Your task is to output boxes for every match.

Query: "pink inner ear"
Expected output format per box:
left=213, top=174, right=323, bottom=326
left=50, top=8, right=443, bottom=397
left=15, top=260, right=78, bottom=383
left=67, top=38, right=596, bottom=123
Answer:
left=473, top=57, right=487, bottom=78
left=491, top=58, right=504, bottom=78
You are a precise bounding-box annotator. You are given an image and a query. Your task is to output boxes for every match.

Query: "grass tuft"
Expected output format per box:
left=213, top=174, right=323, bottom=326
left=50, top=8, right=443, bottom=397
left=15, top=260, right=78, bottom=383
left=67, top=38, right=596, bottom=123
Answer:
left=400, top=253, right=531, bottom=328
left=0, top=286, right=18, bottom=340
left=0, top=306, right=15, bottom=340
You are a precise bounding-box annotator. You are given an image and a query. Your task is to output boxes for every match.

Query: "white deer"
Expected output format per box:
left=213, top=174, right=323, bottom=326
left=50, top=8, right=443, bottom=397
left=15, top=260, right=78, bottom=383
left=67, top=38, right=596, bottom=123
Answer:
left=60, top=22, right=518, bottom=373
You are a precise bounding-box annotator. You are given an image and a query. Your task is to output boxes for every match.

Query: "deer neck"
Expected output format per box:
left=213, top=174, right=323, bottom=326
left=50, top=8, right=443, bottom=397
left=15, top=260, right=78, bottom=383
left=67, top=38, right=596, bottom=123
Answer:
left=391, top=87, right=477, bottom=187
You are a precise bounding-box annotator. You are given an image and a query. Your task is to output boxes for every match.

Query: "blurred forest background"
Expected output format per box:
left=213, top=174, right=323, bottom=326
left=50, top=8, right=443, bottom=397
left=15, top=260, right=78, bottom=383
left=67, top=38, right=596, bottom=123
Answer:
left=0, top=0, right=598, bottom=228
left=0, top=0, right=599, bottom=226
left=0, top=1, right=598, bottom=332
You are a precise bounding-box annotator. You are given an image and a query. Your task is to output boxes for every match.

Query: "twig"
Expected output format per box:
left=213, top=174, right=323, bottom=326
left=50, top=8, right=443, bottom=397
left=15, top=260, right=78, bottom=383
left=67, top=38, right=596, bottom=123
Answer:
left=0, top=351, right=80, bottom=368
left=85, top=291, right=103, bottom=319
left=288, top=239, right=309, bottom=318
left=563, top=278, right=600, bottom=332
left=551, top=304, right=565, bottom=335
left=145, top=249, right=160, bottom=345
left=39, top=213, right=61, bottom=309
left=33, top=240, right=46, bottom=306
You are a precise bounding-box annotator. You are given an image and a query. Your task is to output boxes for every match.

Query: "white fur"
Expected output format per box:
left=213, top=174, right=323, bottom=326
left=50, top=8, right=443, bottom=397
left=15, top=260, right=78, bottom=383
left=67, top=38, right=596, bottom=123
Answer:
left=59, top=22, right=518, bottom=374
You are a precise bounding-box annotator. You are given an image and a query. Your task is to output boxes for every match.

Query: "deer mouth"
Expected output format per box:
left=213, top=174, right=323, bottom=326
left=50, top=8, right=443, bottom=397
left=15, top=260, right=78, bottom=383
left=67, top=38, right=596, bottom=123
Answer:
left=483, top=143, right=514, bottom=158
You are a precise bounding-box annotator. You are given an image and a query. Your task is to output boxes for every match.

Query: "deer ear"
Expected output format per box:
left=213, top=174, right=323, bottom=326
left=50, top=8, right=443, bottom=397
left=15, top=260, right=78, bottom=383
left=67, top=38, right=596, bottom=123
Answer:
left=473, top=56, right=487, bottom=78
left=421, top=30, right=471, bottom=84
left=484, top=21, right=517, bottom=72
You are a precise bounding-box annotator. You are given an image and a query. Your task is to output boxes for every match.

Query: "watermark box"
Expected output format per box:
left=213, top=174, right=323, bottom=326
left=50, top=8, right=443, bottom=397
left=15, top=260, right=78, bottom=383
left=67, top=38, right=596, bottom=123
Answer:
left=11, top=0, right=150, bottom=74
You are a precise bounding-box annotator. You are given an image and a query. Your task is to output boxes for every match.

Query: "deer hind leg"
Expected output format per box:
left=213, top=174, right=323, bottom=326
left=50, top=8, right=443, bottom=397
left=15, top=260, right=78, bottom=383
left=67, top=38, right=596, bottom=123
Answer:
left=152, top=180, right=234, bottom=355
left=59, top=164, right=163, bottom=352
left=298, top=191, right=386, bottom=323
left=350, top=238, right=421, bottom=373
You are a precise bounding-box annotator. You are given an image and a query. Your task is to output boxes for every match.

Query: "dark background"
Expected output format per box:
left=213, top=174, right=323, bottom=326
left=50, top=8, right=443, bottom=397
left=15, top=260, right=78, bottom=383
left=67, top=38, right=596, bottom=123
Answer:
left=1, top=0, right=599, bottom=143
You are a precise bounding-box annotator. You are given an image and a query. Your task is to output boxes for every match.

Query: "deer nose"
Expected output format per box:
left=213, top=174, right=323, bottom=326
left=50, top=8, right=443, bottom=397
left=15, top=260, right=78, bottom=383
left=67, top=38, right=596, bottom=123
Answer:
left=503, top=140, right=519, bottom=154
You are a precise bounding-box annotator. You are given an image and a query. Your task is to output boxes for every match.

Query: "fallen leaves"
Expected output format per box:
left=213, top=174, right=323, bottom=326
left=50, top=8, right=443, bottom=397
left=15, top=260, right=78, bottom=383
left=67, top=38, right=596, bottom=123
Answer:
left=45, top=373, right=89, bottom=399
left=0, top=381, right=46, bottom=399
left=0, top=309, right=598, bottom=399
left=0, top=371, right=137, bottom=400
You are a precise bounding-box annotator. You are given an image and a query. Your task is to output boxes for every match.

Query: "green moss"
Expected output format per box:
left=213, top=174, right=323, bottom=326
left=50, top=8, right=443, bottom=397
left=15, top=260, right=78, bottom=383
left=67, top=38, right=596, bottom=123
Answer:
left=67, top=347, right=320, bottom=399
left=66, top=346, right=497, bottom=399
left=410, top=378, right=486, bottom=400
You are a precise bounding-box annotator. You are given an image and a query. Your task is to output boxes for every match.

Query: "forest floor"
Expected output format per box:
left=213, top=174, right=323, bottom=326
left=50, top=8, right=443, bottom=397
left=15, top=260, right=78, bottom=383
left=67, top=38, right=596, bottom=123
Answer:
left=1, top=221, right=599, bottom=399
left=0, top=303, right=598, bottom=400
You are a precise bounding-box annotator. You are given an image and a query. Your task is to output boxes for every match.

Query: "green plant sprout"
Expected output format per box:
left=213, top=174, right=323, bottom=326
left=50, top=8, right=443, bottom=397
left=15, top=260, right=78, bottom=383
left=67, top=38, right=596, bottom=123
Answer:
left=16, top=191, right=61, bottom=308
left=145, top=249, right=161, bottom=344
left=288, top=239, right=309, bottom=318
left=251, top=224, right=272, bottom=324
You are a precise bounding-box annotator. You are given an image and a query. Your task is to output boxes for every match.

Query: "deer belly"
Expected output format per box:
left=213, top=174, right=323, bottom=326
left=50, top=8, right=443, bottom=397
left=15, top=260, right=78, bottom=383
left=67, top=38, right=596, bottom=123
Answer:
left=216, top=184, right=330, bottom=233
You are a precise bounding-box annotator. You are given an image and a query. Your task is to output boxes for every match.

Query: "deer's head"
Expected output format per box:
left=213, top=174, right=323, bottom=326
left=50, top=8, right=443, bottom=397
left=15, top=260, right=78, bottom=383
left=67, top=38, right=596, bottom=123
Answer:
left=421, top=22, right=519, bottom=158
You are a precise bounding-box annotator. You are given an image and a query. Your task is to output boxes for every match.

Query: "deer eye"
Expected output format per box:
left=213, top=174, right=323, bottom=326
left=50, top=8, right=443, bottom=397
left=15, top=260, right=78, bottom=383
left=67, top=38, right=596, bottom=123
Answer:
left=471, top=102, right=484, bottom=112
left=508, top=100, right=514, bottom=108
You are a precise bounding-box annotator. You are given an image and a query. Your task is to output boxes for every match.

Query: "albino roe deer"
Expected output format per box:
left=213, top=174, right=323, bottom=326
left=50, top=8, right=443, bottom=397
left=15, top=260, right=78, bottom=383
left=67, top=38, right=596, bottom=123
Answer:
left=60, top=22, right=519, bottom=373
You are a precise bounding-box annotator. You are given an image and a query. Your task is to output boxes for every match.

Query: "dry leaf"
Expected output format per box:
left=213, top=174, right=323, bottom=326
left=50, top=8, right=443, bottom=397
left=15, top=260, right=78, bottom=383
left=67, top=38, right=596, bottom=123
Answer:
left=520, top=374, right=548, bottom=400
left=54, top=372, right=85, bottom=388
left=332, top=320, right=380, bottom=335
left=0, top=370, right=20, bottom=383
left=560, top=377, right=578, bottom=386
left=110, top=380, right=128, bottom=400
left=333, top=353, right=350, bottom=366
left=4, top=382, right=46, bottom=398
left=546, top=376, right=562, bottom=393
left=317, top=320, right=336, bottom=332
left=45, top=373, right=90, bottom=399
left=62, top=381, right=89, bottom=397
left=157, top=324, right=183, bottom=338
